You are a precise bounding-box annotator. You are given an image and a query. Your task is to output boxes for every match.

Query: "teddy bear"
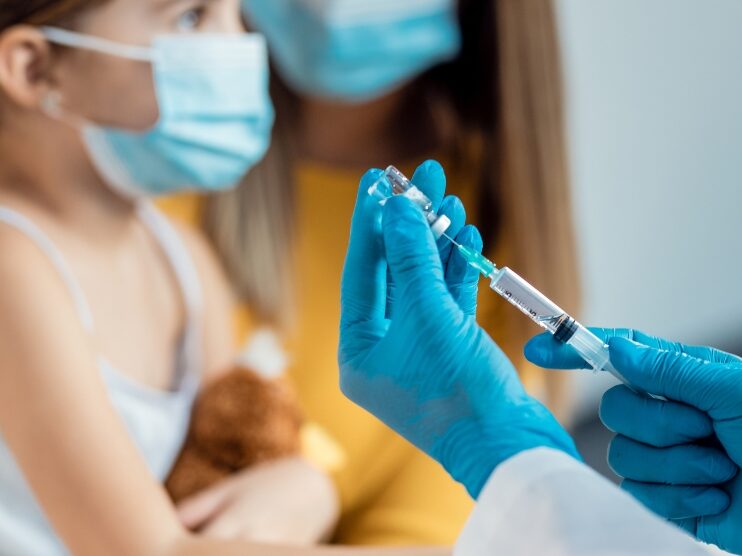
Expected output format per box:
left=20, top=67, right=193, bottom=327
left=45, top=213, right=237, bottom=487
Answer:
left=166, top=331, right=304, bottom=503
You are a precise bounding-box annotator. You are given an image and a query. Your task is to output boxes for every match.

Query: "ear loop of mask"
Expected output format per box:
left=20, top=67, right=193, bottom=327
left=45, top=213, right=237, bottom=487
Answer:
left=38, top=27, right=153, bottom=129
left=41, top=90, right=90, bottom=129
left=40, top=27, right=153, bottom=61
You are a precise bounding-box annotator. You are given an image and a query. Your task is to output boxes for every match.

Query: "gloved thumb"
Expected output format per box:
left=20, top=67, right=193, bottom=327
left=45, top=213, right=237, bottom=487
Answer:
left=341, top=168, right=387, bottom=328
left=609, top=337, right=733, bottom=414
left=382, top=195, right=451, bottom=307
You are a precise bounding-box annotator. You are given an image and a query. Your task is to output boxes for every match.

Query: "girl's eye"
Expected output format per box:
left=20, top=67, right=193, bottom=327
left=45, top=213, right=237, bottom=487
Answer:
left=176, top=7, right=206, bottom=31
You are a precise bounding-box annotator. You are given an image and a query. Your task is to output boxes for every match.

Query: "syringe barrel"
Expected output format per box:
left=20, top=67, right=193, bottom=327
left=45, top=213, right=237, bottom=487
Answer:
left=489, top=268, right=636, bottom=384
left=488, top=267, right=566, bottom=332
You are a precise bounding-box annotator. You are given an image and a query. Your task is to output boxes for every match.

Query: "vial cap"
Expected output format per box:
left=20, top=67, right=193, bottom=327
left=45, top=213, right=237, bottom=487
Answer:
left=431, top=215, right=451, bottom=238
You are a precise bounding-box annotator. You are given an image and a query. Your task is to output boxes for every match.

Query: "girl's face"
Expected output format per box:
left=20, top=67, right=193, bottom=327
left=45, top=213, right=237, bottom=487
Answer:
left=51, top=0, right=242, bottom=130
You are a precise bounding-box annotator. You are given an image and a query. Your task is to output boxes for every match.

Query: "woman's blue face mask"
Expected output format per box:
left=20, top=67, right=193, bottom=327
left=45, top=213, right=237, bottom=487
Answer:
left=242, top=0, right=462, bottom=103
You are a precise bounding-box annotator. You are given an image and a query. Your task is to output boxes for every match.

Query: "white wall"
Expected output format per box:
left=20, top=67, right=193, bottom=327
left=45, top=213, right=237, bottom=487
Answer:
left=556, top=0, right=742, bottom=412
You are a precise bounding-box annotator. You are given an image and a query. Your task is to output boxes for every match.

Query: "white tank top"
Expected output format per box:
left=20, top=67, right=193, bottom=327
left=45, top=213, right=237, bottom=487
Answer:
left=0, top=203, right=202, bottom=555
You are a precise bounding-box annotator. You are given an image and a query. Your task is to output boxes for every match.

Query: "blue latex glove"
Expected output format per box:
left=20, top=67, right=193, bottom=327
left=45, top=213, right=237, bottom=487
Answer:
left=339, top=161, right=579, bottom=499
left=525, top=329, right=742, bottom=553
left=384, top=161, right=477, bottom=317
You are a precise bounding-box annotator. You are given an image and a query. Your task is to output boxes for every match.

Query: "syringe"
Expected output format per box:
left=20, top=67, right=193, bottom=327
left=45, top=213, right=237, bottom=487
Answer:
left=368, top=165, right=650, bottom=396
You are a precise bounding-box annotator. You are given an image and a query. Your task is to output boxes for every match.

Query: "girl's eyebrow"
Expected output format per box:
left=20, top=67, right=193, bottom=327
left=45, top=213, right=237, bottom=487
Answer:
left=155, top=0, right=218, bottom=8
left=154, top=0, right=199, bottom=11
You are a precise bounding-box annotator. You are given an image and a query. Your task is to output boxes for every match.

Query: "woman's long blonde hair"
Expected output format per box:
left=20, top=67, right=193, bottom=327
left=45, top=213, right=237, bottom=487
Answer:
left=205, top=0, right=580, bottom=354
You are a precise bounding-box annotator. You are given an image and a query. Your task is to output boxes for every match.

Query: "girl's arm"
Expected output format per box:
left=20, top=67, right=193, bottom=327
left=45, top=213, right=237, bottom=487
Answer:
left=174, top=541, right=449, bottom=556
left=0, top=229, right=186, bottom=554
left=0, top=227, right=448, bottom=556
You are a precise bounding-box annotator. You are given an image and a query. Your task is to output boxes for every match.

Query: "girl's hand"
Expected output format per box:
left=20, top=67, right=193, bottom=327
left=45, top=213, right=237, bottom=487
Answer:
left=177, top=458, right=339, bottom=545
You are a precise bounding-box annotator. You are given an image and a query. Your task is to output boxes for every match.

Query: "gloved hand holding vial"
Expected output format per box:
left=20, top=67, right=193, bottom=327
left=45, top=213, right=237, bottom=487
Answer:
left=368, top=165, right=654, bottom=397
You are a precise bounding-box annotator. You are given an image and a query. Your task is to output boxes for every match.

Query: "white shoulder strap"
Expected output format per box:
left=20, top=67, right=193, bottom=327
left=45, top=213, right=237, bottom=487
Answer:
left=0, top=207, right=95, bottom=333
left=136, top=203, right=203, bottom=381
left=136, top=203, right=203, bottom=321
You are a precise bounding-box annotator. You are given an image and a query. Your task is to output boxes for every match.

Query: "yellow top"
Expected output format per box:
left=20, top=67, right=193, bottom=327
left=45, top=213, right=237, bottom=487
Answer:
left=157, top=155, right=548, bottom=546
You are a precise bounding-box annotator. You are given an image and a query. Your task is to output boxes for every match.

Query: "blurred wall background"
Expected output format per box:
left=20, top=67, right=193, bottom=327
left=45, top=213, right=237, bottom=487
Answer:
left=556, top=0, right=742, bottom=421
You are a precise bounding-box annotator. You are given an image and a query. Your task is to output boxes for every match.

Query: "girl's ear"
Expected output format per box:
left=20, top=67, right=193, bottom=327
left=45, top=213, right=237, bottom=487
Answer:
left=0, top=26, right=55, bottom=109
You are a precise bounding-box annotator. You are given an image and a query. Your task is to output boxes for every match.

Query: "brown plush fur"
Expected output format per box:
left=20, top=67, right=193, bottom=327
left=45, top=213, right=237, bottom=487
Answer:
left=166, top=367, right=303, bottom=503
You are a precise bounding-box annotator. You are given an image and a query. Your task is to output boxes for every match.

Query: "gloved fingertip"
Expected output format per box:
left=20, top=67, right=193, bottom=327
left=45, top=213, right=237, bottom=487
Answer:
left=357, top=168, right=387, bottom=213
left=438, top=196, right=466, bottom=232
left=523, top=334, right=555, bottom=365
left=411, top=159, right=446, bottom=209
left=598, top=385, right=635, bottom=431
left=360, top=167, right=385, bottom=189
left=691, top=488, right=731, bottom=516
left=448, top=226, right=482, bottom=272
left=456, top=224, right=483, bottom=253
left=445, top=227, right=482, bottom=313
left=608, top=337, right=649, bottom=372
left=417, top=159, right=445, bottom=178
left=711, top=453, right=739, bottom=483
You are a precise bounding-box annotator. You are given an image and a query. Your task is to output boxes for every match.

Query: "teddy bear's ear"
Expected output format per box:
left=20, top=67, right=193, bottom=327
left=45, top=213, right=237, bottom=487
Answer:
left=235, top=328, right=289, bottom=379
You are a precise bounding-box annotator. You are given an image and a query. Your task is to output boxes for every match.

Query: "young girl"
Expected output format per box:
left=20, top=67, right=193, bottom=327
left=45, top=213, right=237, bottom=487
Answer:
left=0, top=1, right=373, bottom=554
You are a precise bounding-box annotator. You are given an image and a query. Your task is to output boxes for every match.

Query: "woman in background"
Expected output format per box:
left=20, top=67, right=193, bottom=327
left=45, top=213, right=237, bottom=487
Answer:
left=161, top=0, right=580, bottom=545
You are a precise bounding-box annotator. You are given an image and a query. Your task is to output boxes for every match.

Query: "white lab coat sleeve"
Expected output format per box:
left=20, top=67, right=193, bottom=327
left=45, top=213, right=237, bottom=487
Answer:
left=454, top=447, right=711, bottom=556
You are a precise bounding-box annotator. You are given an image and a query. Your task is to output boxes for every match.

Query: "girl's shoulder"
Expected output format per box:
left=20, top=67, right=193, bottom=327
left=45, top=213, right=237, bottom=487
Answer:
left=0, top=214, right=96, bottom=379
left=0, top=203, right=89, bottom=314
left=0, top=213, right=71, bottom=296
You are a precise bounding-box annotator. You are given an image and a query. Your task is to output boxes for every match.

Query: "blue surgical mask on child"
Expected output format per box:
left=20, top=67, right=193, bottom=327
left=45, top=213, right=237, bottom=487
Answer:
left=40, top=27, right=275, bottom=198
left=242, top=0, right=461, bottom=103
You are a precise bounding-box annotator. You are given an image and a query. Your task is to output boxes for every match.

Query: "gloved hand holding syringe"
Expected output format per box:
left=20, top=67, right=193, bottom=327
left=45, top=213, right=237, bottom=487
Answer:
left=369, top=165, right=656, bottom=398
